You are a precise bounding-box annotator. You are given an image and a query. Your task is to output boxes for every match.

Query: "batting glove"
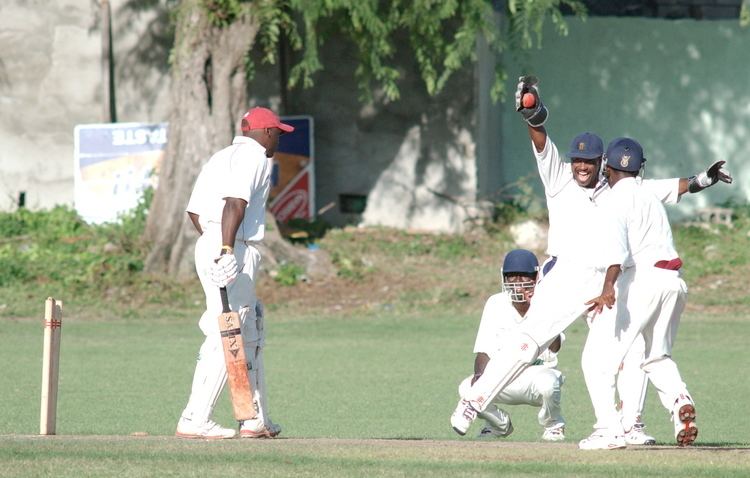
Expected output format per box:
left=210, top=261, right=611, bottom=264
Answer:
left=210, top=253, right=238, bottom=288
left=688, top=160, right=733, bottom=193
left=515, top=75, right=548, bottom=127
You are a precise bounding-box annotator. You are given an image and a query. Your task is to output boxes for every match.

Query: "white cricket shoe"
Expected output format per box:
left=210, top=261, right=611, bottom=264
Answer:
left=240, top=417, right=282, bottom=438
left=624, top=422, right=656, bottom=445
left=672, top=395, right=698, bottom=447
left=542, top=424, right=565, bottom=442
left=175, top=417, right=236, bottom=439
left=451, top=399, right=478, bottom=436
left=578, top=432, right=626, bottom=450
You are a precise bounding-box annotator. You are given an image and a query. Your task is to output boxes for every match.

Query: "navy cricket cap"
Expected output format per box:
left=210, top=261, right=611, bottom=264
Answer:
left=502, top=249, right=539, bottom=275
left=566, top=132, right=604, bottom=160
left=604, top=137, right=646, bottom=172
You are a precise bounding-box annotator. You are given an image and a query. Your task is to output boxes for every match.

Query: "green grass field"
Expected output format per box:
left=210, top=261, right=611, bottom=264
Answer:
left=2, top=305, right=749, bottom=477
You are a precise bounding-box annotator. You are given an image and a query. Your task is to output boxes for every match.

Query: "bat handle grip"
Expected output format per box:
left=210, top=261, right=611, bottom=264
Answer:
left=219, top=287, right=231, bottom=313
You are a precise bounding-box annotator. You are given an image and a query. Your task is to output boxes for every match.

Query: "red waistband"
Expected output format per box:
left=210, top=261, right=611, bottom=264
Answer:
left=654, top=258, right=682, bottom=270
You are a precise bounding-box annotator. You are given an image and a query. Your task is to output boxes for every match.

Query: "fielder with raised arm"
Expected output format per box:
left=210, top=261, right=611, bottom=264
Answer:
left=450, top=76, right=732, bottom=449
left=457, top=249, right=566, bottom=441
left=175, top=107, right=293, bottom=439
left=515, top=76, right=730, bottom=447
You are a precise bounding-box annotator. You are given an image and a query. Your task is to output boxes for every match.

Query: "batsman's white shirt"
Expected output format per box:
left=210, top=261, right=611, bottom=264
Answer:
left=180, top=135, right=271, bottom=426
left=186, top=136, right=272, bottom=242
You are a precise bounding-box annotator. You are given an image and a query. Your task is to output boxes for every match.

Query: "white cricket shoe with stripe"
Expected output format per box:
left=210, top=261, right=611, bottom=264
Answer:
left=240, top=417, right=282, bottom=438
left=578, top=431, right=626, bottom=450
left=451, top=399, right=478, bottom=436
left=542, top=424, right=565, bottom=442
left=175, top=417, right=236, bottom=439
left=624, top=422, right=656, bottom=445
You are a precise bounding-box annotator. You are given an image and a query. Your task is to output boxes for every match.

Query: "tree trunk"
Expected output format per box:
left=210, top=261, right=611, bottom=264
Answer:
left=144, top=1, right=260, bottom=276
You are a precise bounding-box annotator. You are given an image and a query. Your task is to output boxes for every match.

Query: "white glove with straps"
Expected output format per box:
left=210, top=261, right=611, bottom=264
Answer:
left=210, top=253, right=238, bottom=288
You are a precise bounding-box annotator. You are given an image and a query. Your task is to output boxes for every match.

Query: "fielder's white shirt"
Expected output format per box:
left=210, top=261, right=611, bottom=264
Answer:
left=599, top=177, right=679, bottom=269
left=474, top=292, right=560, bottom=367
left=534, top=137, right=681, bottom=266
left=186, top=136, right=272, bottom=242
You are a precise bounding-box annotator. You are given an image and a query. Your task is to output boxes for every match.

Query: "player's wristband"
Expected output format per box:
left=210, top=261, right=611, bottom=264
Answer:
left=220, top=245, right=234, bottom=255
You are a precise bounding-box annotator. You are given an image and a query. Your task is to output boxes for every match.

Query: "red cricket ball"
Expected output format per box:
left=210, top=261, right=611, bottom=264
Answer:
left=522, top=93, right=535, bottom=108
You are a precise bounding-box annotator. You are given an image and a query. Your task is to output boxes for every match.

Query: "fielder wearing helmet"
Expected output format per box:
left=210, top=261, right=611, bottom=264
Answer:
left=501, top=249, right=539, bottom=304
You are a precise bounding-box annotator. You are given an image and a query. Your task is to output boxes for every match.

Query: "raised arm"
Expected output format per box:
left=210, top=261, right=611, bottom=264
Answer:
left=515, top=76, right=549, bottom=154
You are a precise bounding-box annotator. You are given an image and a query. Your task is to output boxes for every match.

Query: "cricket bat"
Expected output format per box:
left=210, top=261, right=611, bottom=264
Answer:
left=218, top=287, right=257, bottom=420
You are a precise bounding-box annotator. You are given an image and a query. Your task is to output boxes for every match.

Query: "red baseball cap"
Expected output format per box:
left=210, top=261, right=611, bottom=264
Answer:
left=240, top=107, right=294, bottom=133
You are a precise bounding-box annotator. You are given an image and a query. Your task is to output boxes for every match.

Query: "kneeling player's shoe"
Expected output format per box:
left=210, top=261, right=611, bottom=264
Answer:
left=624, top=422, right=656, bottom=445
left=240, top=417, right=282, bottom=438
left=673, top=395, right=698, bottom=447
left=175, top=417, right=236, bottom=439
left=578, top=431, right=626, bottom=450
left=542, top=424, right=565, bottom=442
left=477, top=406, right=513, bottom=438
left=451, top=399, right=478, bottom=436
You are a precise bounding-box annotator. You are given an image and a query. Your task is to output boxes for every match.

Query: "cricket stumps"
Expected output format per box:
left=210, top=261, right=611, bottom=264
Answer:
left=40, top=297, right=63, bottom=435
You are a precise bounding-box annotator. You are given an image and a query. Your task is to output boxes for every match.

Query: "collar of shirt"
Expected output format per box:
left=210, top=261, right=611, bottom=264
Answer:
left=232, top=135, right=266, bottom=153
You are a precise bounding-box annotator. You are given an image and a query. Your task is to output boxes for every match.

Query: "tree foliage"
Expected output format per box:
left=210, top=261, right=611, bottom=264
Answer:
left=144, top=0, right=586, bottom=275
left=202, top=0, right=586, bottom=103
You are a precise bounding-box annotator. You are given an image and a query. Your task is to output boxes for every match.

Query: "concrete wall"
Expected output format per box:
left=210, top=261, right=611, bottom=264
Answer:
left=0, top=0, right=171, bottom=211
left=277, top=37, right=479, bottom=231
left=483, top=16, right=750, bottom=219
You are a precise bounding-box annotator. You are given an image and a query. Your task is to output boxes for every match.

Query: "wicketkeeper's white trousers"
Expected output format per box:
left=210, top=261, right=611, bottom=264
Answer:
left=463, top=260, right=604, bottom=412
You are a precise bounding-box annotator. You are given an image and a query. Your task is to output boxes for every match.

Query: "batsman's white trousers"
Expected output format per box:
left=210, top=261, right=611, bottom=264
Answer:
left=180, top=226, right=261, bottom=425
left=464, top=259, right=604, bottom=412
left=582, top=266, right=691, bottom=433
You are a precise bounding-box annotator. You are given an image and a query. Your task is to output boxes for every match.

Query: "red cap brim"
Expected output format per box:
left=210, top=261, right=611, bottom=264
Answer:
left=279, top=123, right=294, bottom=133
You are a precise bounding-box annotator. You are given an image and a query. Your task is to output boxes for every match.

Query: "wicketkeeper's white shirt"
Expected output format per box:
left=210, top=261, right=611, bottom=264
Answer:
left=186, top=136, right=272, bottom=242
left=534, top=137, right=681, bottom=266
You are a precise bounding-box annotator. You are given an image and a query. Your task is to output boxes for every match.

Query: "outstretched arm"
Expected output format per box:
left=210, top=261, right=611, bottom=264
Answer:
left=677, top=160, right=733, bottom=197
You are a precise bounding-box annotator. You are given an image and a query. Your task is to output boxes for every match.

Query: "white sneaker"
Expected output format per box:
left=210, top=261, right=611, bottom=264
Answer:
left=624, top=422, right=656, bottom=445
left=578, top=432, right=626, bottom=450
left=240, top=417, right=282, bottom=438
left=175, top=417, right=236, bottom=439
left=673, top=395, right=698, bottom=447
left=477, top=406, right=513, bottom=438
left=542, top=424, right=565, bottom=442
left=450, top=399, right=478, bottom=436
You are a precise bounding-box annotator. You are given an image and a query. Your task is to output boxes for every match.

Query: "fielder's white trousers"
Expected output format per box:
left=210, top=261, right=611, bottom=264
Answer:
left=583, top=307, right=650, bottom=431
left=582, top=266, right=690, bottom=433
left=180, top=226, right=261, bottom=425
left=464, top=260, right=604, bottom=412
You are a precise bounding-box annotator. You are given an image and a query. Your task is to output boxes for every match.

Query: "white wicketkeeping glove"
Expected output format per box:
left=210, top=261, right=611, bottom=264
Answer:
left=210, top=253, right=238, bottom=288
left=688, top=160, right=733, bottom=193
